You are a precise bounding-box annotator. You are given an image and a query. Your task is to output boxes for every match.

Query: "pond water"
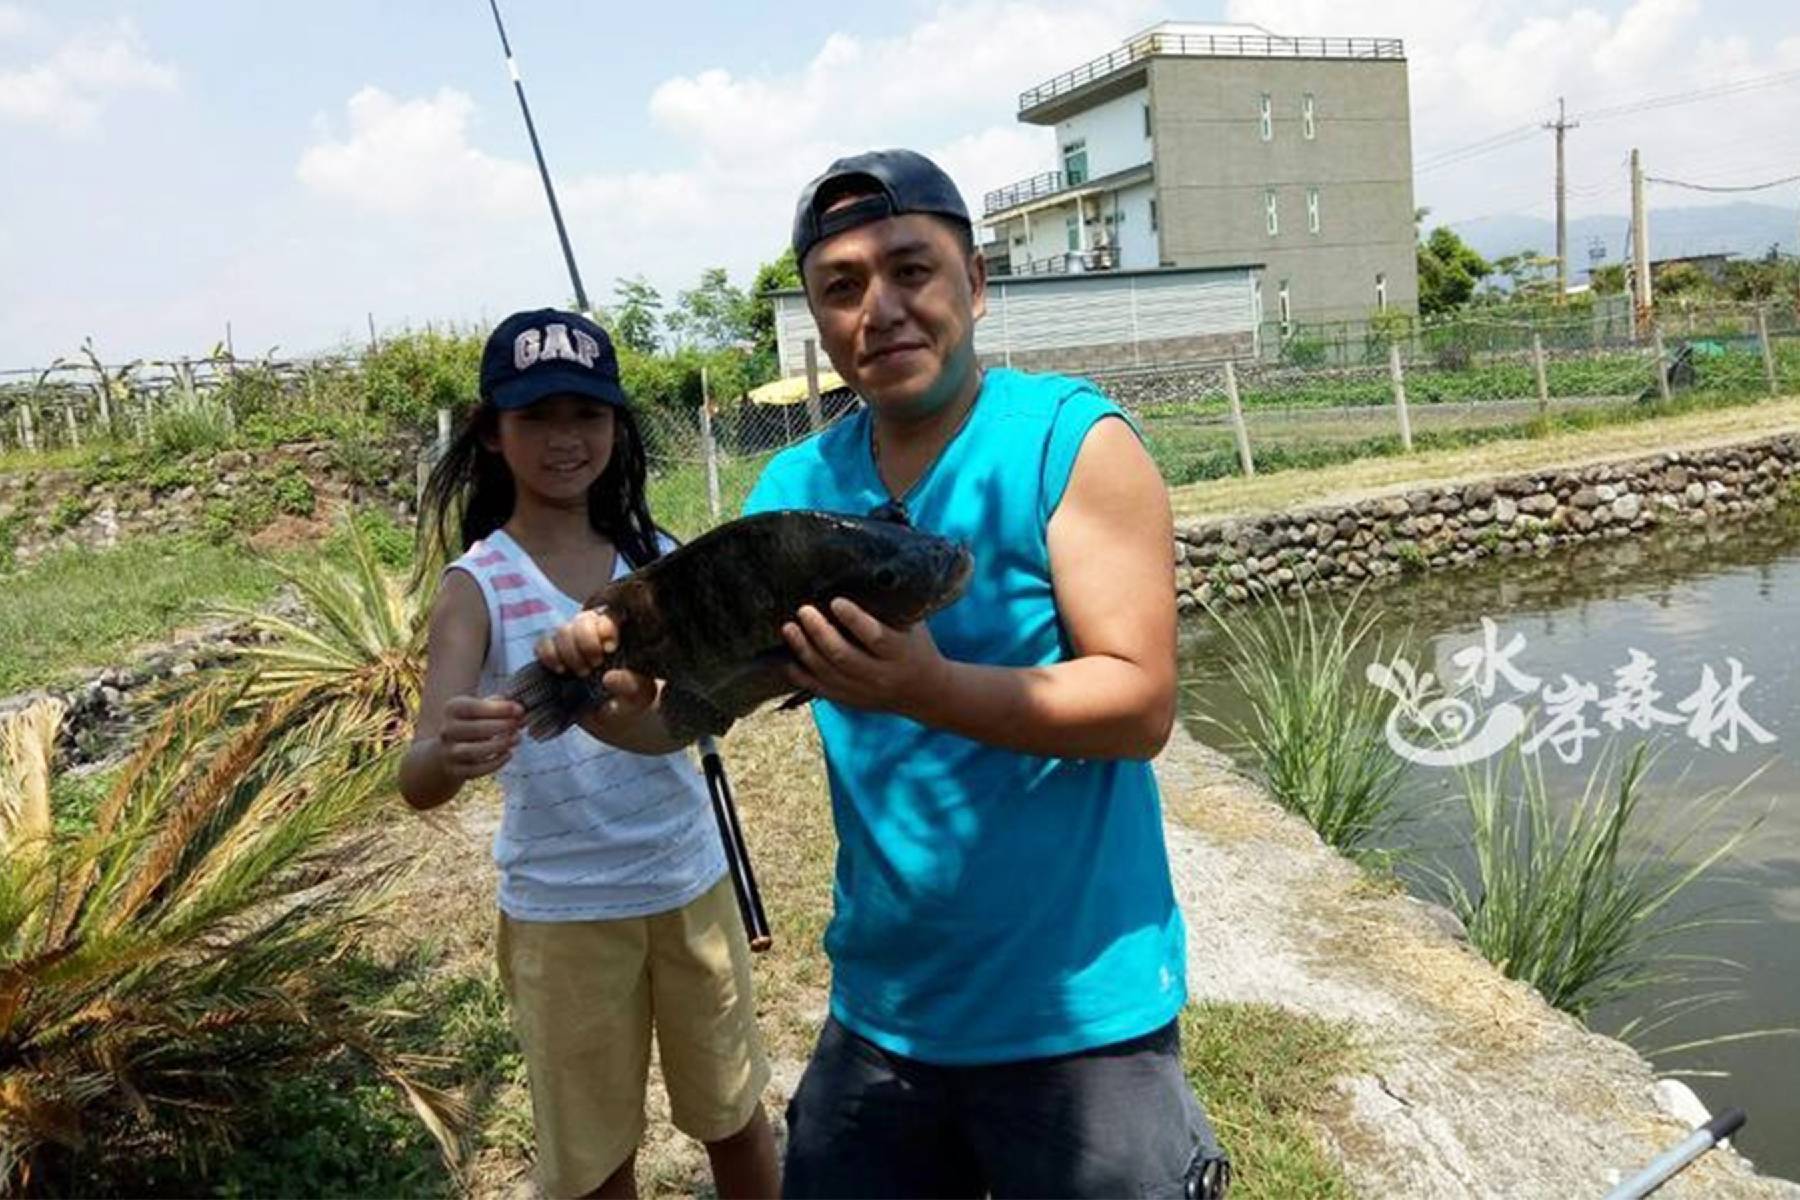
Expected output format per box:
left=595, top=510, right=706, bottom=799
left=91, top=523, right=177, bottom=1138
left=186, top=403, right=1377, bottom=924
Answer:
left=1178, top=505, right=1800, bottom=1180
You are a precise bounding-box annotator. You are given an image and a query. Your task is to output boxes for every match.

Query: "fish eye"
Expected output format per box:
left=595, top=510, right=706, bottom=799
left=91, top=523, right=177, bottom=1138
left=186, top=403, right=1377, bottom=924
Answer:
left=875, top=566, right=899, bottom=589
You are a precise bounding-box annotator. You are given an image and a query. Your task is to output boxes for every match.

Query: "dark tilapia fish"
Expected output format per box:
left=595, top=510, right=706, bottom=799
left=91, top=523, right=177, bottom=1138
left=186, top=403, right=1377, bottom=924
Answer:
left=504, top=509, right=973, bottom=742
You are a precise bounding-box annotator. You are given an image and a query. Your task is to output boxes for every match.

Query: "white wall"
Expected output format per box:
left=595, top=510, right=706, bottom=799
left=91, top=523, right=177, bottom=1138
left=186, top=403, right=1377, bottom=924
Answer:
left=1054, top=87, right=1151, bottom=181
left=1110, top=181, right=1158, bottom=269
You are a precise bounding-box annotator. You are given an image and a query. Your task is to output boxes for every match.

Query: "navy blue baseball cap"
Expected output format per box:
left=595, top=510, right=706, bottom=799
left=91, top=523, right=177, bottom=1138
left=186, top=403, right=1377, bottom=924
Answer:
left=479, top=308, right=627, bottom=411
left=791, top=148, right=972, bottom=266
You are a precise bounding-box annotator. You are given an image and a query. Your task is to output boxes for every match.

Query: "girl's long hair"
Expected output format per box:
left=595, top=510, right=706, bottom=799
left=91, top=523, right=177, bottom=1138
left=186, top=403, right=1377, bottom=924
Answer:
left=414, top=400, right=663, bottom=588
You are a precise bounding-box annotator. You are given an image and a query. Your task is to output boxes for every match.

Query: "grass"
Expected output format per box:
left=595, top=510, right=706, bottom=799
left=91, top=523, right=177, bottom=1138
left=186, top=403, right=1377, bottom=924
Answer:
left=1197, top=590, right=1408, bottom=859
left=0, top=534, right=283, bottom=694
left=1438, top=741, right=1768, bottom=1024
left=1180, top=1003, right=1360, bottom=1200
left=1170, top=391, right=1800, bottom=520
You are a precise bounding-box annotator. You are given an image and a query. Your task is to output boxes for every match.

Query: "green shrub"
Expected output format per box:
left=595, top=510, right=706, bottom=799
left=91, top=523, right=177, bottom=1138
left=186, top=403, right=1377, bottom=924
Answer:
left=361, top=329, right=482, bottom=432
left=273, top=468, right=317, bottom=517
left=150, top=392, right=236, bottom=458
left=0, top=512, right=21, bottom=572
left=1279, top=335, right=1328, bottom=367
left=1393, top=540, right=1427, bottom=573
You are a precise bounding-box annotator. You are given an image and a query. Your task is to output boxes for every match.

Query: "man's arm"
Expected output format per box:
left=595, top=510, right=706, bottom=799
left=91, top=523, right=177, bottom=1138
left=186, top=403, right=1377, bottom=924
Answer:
left=782, top=415, right=1177, bottom=760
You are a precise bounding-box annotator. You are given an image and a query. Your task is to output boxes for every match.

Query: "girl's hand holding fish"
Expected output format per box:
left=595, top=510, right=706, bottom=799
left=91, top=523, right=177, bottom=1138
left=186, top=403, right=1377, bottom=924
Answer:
left=437, top=694, right=525, bottom=781
left=782, top=597, right=949, bottom=717
left=533, top=610, right=660, bottom=722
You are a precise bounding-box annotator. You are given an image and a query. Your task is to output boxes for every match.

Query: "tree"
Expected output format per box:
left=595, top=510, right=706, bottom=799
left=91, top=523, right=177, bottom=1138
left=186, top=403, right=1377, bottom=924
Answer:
left=666, top=267, right=752, bottom=350
left=747, top=248, right=800, bottom=362
left=610, top=276, right=664, bottom=354
left=1589, top=263, right=1627, bottom=295
left=1417, top=225, right=1492, bottom=316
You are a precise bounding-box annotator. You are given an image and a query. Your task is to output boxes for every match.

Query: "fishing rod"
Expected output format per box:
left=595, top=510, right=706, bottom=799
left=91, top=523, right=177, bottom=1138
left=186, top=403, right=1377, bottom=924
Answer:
left=1603, top=1107, right=1745, bottom=1199
left=484, top=0, right=772, bottom=953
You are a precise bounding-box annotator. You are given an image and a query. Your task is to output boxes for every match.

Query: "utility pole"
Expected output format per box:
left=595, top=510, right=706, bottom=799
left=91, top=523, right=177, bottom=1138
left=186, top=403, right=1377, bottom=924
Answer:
left=1544, top=97, right=1579, bottom=303
left=1630, top=147, right=1653, bottom=326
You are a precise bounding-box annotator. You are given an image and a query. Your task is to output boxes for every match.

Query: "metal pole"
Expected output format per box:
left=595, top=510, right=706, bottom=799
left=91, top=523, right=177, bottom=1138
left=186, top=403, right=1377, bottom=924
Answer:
left=1223, top=360, right=1254, bottom=478
left=487, top=0, right=591, bottom=314
left=1389, top=342, right=1413, bottom=451
left=1653, top=328, right=1672, bottom=403
left=1631, top=149, right=1653, bottom=323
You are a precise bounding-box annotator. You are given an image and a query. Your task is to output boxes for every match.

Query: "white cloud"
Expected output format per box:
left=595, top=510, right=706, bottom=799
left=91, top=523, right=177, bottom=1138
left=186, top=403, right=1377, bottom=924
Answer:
left=293, top=0, right=1151, bottom=312
left=0, top=16, right=177, bottom=133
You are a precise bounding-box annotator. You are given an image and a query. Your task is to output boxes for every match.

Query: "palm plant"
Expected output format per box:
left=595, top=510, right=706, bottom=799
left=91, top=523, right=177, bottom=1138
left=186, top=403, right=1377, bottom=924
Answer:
left=0, top=687, right=462, bottom=1193
left=1200, top=588, right=1408, bottom=856
left=218, top=512, right=438, bottom=757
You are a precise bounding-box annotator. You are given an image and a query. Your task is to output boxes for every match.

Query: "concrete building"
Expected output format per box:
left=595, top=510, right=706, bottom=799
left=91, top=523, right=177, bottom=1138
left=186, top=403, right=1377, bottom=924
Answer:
left=980, top=21, right=1419, bottom=325
left=770, top=264, right=1262, bottom=378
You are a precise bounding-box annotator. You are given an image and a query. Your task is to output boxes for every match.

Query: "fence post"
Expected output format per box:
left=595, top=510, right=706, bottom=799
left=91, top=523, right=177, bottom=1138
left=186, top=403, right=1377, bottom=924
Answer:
left=802, top=339, right=824, bottom=432
left=699, top=366, right=722, bottom=521
left=1388, top=342, right=1412, bottom=452
left=1757, top=307, right=1778, bottom=396
left=1223, top=360, right=1254, bottom=478
left=436, top=407, right=452, bottom=459
left=1531, top=333, right=1550, bottom=420
left=19, top=402, right=36, bottom=453
left=64, top=404, right=80, bottom=449
left=1652, top=327, right=1672, bottom=403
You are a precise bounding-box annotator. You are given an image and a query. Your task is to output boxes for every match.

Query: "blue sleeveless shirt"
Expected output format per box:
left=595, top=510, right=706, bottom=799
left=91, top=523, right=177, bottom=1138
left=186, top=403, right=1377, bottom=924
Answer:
left=742, top=367, right=1185, bottom=1064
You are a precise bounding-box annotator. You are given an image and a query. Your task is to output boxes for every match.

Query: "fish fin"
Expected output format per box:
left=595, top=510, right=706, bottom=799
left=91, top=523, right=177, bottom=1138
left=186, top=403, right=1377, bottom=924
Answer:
left=660, top=685, right=735, bottom=743
left=503, top=661, right=607, bottom=741
left=867, top=500, right=911, bottom=526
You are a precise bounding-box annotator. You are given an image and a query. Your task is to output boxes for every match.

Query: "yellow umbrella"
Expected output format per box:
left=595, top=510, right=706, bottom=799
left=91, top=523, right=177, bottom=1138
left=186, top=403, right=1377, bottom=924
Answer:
left=747, top=370, right=846, bottom=405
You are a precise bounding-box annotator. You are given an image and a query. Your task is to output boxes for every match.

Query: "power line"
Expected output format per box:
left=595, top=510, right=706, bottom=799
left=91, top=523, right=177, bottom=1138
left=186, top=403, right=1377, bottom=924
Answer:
left=1645, top=172, right=1800, bottom=193
left=1413, top=67, right=1800, bottom=176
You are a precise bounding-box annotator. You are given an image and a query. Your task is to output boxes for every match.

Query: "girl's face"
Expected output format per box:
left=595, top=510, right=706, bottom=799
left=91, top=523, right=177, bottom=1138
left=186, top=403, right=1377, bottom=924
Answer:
left=488, top=394, right=617, bottom=506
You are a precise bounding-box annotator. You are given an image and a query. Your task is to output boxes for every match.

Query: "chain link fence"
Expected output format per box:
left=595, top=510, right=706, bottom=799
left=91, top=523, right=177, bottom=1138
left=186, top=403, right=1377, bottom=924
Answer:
left=5, top=301, right=1797, bottom=534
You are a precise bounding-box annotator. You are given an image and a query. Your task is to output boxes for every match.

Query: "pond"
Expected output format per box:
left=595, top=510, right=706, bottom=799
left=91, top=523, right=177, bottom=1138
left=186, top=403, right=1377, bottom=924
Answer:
left=1179, top=504, right=1800, bottom=1181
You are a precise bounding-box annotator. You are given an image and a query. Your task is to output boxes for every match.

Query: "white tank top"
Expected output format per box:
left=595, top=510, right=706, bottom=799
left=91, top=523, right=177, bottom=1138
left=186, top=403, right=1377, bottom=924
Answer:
left=448, top=529, right=725, bottom=922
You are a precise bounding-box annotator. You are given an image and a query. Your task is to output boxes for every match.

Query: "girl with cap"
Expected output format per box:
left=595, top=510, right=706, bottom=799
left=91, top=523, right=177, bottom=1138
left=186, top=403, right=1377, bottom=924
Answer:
left=399, top=309, right=777, bottom=1199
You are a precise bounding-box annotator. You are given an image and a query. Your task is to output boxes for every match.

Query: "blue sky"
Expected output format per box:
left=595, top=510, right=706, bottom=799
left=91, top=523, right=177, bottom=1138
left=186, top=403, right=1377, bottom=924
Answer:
left=2, top=0, right=1798, bottom=364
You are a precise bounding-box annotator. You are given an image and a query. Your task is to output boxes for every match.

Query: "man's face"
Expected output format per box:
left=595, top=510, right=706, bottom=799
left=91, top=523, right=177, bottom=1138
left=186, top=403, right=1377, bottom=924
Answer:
left=801, top=207, right=987, bottom=420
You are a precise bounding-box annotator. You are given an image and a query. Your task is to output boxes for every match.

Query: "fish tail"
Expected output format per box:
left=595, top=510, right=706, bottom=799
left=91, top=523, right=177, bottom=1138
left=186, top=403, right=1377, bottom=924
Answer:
left=504, top=662, right=607, bottom=741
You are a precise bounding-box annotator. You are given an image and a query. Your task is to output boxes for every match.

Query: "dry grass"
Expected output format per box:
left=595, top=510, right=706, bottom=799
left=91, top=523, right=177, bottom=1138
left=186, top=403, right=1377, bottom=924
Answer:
left=1170, top=394, right=1800, bottom=521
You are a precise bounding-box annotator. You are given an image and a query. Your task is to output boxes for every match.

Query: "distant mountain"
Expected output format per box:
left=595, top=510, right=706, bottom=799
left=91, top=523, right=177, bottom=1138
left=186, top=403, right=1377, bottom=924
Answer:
left=1449, top=202, right=1798, bottom=280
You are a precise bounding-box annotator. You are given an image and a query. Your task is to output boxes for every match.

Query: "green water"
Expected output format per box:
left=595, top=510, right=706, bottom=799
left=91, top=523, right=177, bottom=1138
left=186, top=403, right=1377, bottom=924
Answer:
left=1179, top=505, right=1800, bottom=1180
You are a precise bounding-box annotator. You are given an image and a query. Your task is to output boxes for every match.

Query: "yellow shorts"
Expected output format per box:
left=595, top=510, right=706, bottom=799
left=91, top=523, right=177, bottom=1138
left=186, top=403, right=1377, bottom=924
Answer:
left=496, top=875, right=770, bottom=1198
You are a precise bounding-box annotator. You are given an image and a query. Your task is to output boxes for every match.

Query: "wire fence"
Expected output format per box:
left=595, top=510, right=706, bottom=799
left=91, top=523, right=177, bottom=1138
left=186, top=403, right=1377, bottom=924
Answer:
left=4, top=302, right=1797, bottom=537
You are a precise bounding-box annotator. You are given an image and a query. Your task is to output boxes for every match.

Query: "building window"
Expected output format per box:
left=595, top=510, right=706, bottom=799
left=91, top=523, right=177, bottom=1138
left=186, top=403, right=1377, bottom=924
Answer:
left=1376, top=272, right=1389, bottom=312
left=1278, top=279, right=1292, bottom=331
left=1143, top=102, right=1152, bottom=138
left=1265, top=189, right=1279, bottom=237
left=1065, top=212, right=1080, bottom=251
left=1259, top=92, right=1273, bottom=141
left=1149, top=197, right=1158, bottom=232
left=1307, top=188, right=1320, bottom=234
left=1303, top=93, right=1316, bottom=140
left=1062, top=139, right=1088, bottom=185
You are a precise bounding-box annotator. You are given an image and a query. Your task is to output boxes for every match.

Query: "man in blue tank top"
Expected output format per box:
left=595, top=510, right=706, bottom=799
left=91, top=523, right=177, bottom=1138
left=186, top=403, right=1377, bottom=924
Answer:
left=742, top=149, right=1226, bottom=1198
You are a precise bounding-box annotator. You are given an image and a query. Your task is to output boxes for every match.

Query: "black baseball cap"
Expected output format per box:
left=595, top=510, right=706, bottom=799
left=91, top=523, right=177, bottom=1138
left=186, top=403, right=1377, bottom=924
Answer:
left=479, top=308, right=627, bottom=411
left=791, top=148, right=972, bottom=266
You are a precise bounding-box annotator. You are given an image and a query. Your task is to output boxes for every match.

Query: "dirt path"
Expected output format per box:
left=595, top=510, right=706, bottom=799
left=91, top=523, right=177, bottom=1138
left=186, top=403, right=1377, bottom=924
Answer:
left=1169, top=395, right=1800, bottom=521
left=1158, top=728, right=1800, bottom=1199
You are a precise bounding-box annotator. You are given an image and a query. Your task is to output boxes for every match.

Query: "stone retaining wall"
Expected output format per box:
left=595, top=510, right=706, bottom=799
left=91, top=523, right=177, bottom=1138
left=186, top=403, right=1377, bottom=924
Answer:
left=1174, top=432, right=1800, bottom=610
left=0, top=439, right=419, bottom=568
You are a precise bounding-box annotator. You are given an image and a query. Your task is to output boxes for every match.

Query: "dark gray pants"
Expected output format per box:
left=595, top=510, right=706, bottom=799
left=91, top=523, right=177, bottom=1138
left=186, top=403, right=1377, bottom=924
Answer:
left=782, top=1016, right=1222, bottom=1199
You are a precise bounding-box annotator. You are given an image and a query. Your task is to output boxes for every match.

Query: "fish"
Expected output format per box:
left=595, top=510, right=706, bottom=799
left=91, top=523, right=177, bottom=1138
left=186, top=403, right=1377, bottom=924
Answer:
left=503, top=508, right=974, bottom=742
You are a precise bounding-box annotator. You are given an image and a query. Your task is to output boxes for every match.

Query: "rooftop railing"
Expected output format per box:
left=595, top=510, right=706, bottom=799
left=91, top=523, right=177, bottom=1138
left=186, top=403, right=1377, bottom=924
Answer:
left=983, top=170, right=1069, bottom=216
left=1019, top=33, right=1404, bottom=113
